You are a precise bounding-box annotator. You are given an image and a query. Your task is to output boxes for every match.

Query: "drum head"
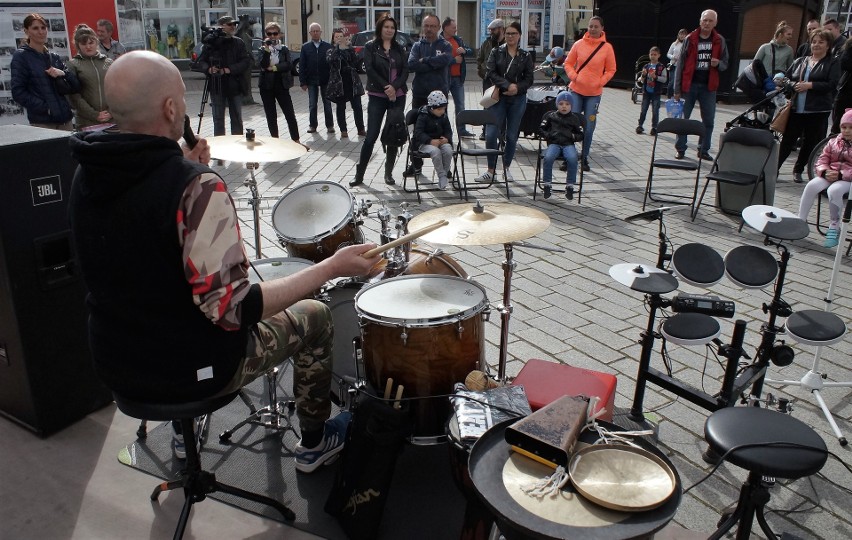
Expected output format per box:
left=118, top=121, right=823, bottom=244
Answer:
left=661, top=313, right=721, bottom=347
left=724, top=245, right=778, bottom=289
left=272, top=181, right=354, bottom=242
left=355, top=275, right=487, bottom=326
left=785, top=309, right=847, bottom=346
left=247, top=257, right=314, bottom=284
left=672, top=243, right=724, bottom=287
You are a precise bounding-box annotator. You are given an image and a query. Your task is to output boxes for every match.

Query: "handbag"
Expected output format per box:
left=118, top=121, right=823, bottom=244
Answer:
left=479, top=85, right=500, bottom=107
left=770, top=101, right=791, bottom=132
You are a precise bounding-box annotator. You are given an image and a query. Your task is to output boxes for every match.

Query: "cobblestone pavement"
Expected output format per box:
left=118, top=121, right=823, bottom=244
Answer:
left=9, top=73, right=850, bottom=537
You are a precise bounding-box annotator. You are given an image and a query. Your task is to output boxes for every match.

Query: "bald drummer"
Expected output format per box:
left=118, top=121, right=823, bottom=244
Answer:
left=68, top=51, right=379, bottom=472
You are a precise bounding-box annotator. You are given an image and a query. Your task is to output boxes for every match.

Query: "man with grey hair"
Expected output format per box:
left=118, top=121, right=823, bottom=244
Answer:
left=96, top=19, right=126, bottom=61
left=299, top=23, right=334, bottom=134
left=673, top=9, right=728, bottom=161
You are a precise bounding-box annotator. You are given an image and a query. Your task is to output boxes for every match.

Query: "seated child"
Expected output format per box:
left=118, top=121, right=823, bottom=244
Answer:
left=798, top=108, right=852, bottom=248
left=414, top=90, right=454, bottom=190
left=636, top=46, right=668, bottom=135
left=540, top=91, right=584, bottom=200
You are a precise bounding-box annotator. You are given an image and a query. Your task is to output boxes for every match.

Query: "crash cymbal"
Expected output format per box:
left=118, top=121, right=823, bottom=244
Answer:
left=741, top=205, right=809, bottom=241
left=609, top=263, right=678, bottom=294
left=407, top=202, right=550, bottom=246
left=208, top=135, right=307, bottom=163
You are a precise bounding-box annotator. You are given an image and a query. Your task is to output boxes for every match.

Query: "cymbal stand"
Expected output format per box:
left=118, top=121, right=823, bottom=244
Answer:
left=243, top=161, right=263, bottom=259
left=496, top=241, right=565, bottom=381
left=765, top=190, right=852, bottom=445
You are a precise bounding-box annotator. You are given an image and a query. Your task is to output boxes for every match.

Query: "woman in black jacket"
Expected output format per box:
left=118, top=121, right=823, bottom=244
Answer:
left=778, top=29, right=841, bottom=182
left=327, top=29, right=365, bottom=138
left=257, top=22, right=301, bottom=144
left=351, top=14, right=409, bottom=187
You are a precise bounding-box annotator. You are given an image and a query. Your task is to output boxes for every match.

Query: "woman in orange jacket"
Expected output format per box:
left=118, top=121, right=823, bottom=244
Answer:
left=565, top=16, right=616, bottom=172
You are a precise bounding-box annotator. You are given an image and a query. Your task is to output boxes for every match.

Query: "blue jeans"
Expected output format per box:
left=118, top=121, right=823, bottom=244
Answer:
left=356, top=95, right=403, bottom=175
left=542, top=144, right=578, bottom=185
left=638, top=92, right=661, bottom=130
left=211, top=93, right=243, bottom=136
left=449, top=76, right=469, bottom=133
left=307, top=84, right=333, bottom=129
left=486, top=95, right=526, bottom=170
left=675, top=82, right=716, bottom=154
left=569, top=91, right=601, bottom=159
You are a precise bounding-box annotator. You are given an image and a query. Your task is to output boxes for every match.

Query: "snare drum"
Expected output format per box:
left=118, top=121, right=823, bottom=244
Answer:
left=661, top=313, right=721, bottom=346
left=356, top=275, right=488, bottom=440
left=724, top=245, right=778, bottom=289
left=272, top=181, right=361, bottom=262
left=672, top=243, right=724, bottom=287
left=368, top=246, right=467, bottom=281
left=247, top=257, right=314, bottom=284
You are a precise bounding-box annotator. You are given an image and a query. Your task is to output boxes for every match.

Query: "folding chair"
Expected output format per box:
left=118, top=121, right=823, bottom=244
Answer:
left=532, top=133, right=585, bottom=202
left=452, top=110, right=508, bottom=201
left=402, top=109, right=444, bottom=203
left=692, top=127, right=775, bottom=230
left=642, top=118, right=706, bottom=212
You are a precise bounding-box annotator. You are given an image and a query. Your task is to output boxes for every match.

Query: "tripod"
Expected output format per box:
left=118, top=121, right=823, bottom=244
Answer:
left=765, top=187, right=852, bottom=445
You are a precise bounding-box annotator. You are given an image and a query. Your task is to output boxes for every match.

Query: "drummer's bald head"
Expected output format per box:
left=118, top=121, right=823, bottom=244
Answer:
left=105, top=50, right=185, bottom=138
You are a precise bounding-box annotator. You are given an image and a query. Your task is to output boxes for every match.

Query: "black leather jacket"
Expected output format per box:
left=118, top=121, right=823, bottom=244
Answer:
left=258, top=45, right=294, bottom=91
left=785, top=55, right=840, bottom=113
left=485, top=45, right=535, bottom=96
left=363, top=40, right=409, bottom=95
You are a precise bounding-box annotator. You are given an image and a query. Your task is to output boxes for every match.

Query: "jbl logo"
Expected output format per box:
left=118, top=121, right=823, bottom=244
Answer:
left=30, top=175, right=62, bottom=206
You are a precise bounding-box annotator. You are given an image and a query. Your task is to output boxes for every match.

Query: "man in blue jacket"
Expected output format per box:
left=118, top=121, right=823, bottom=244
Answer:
left=299, top=23, right=334, bottom=134
left=405, top=14, right=453, bottom=177
left=441, top=17, right=474, bottom=138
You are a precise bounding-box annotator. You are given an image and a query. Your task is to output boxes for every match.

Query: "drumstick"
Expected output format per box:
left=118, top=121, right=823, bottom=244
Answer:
left=361, top=220, right=449, bottom=259
left=383, top=378, right=394, bottom=400
left=393, top=385, right=404, bottom=409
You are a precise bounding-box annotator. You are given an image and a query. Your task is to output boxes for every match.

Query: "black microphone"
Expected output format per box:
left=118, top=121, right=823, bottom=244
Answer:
left=624, top=206, right=673, bottom=223
left=183, top=115, right=198, bottom=150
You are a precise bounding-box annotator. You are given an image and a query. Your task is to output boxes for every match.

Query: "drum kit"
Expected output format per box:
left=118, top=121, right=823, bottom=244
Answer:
left=619, top=205, right=848, bottom=444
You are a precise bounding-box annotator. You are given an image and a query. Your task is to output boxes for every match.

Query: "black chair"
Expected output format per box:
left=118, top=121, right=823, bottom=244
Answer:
left=642, top=118, right=706, bottom=212
left=532, top=133, right=585, bottom=202
left=402, top=109, right=444, bottom=202
left=692, top=127, right=776, bottom=230
left=113, top=391, right=295, bottom=539
left=452, top=109, right=509, bottom=201
left=704, top=407, right=827, bottom=540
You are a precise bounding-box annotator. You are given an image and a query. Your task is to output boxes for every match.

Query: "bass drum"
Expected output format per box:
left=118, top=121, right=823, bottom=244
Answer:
left=367, top=246, right=467, bottom=281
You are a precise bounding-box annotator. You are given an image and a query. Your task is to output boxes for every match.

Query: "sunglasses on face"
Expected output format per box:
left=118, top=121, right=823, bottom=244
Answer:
left=266, top=32, right=279, bottom=36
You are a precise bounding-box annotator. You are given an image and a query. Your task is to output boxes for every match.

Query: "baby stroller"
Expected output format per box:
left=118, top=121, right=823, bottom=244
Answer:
left=725, top=83, right=789, bottom=133
left=631, top=54, right=651, bottom=104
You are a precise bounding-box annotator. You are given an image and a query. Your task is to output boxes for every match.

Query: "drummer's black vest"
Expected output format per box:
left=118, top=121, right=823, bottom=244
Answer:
left=70, top=148, right=248, bottom=403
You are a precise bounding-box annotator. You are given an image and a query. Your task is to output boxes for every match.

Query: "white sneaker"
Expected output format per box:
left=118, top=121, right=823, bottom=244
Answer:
left=504, top=170, right=514, bottom=182
left=474, top=171, right=493, bottom=183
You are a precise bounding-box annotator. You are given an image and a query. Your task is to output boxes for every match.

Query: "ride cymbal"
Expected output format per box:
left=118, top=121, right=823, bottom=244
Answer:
left=208, top=135, right=307, bottom=163
left=741, top=205, right=809, bottom=241
left=408, top=202, right=550, bottom=246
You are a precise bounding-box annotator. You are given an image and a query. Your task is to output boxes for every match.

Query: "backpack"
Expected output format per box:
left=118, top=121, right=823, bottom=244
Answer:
left=381, top=106, right=408, bottom=149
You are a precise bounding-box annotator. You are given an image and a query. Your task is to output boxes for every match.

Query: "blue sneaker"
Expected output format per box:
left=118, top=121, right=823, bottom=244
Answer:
left=294, top=411, right=351, bottom=473
left=172, top=429, right=186, bottom=460
left=824, top=228, right=839, bottom=248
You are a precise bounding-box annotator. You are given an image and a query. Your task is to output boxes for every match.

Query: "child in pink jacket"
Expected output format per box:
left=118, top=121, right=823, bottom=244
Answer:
left=799, top=108, right=852, bottom=248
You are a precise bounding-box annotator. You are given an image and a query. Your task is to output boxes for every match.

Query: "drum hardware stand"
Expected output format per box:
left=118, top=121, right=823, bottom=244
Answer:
left=218, top=364, right=299, bottom=443
left=243, top=159, right=263, bottom=259
left=764, top=193, right=852, bottom=446
left=495, top=241, right=565, bottom=382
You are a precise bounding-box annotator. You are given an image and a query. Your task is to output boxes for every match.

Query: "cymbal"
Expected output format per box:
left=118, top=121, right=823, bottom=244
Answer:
left=609, top=263, right=678, bottom=294
left=741, top=205, right=809, bottom=241
left=407, top=202, right=550, bottom=246
left=208, top=135, right=307, bottom=163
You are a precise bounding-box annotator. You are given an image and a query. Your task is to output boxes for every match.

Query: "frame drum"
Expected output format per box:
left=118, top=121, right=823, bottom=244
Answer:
left=724, top=245, right=778, bottom=289
left=272, top=181, right=360, bottom=262
left=356, top=275, right=488, bottom=440
left=671, top=243, right=724, bottom=287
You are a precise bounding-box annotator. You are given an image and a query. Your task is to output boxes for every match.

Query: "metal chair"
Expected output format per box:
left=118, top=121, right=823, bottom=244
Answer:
left=642, top=117, right=706, bottom=212
left=692, top=127, right=776, bottom=230
left=402, top=108, right=444, bottom=202
left=452, top=109, right=508, bottom=201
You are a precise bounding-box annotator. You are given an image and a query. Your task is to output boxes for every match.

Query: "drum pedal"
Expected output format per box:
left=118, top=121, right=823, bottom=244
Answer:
left=671, top=293, right=735, bottom=318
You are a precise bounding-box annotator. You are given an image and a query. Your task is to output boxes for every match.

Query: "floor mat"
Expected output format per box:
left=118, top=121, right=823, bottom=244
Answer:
left=118, top=375, right=465, bottom=539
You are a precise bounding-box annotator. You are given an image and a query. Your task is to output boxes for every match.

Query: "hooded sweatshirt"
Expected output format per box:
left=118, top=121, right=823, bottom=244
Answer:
left=566, top=30, right=617, bottom=97
left=68, top=132, right=263, bottom=402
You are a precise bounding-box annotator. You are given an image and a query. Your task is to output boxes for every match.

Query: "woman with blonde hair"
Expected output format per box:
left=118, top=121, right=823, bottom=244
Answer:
left=753, top=21, right=794, bottom=77
left=67, top=24, right=112, bottom=130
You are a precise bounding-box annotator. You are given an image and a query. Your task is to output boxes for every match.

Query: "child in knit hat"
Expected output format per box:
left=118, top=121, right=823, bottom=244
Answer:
left=798, top=107, right=852, bottom=248
left=539, top=91, right=584, bottom=199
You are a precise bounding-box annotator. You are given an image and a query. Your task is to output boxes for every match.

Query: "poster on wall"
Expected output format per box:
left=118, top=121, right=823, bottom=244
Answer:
left=117, top=0, right=145, bottom=51
left=0, top=1, right=69, bottom=107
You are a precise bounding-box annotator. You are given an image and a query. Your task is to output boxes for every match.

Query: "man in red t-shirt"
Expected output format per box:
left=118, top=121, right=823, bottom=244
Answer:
left=441, top=17, right=475, bottom=138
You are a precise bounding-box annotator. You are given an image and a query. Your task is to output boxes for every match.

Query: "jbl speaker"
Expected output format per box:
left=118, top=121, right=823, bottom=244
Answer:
left=0, top=125, right=111, bottom=436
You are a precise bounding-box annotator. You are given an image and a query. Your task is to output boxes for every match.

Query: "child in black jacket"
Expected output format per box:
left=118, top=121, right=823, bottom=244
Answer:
left=540, top=91, right=584, bottom=199
left=413, top=90, right=454, bottom=189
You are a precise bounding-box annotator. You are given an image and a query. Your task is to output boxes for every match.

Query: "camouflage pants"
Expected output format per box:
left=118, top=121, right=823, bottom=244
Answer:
left=217, top=299, right=333, bottom=433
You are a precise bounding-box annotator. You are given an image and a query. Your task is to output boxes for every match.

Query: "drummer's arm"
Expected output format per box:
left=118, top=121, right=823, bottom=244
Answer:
left=178, top=173, right=261, bottom=330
